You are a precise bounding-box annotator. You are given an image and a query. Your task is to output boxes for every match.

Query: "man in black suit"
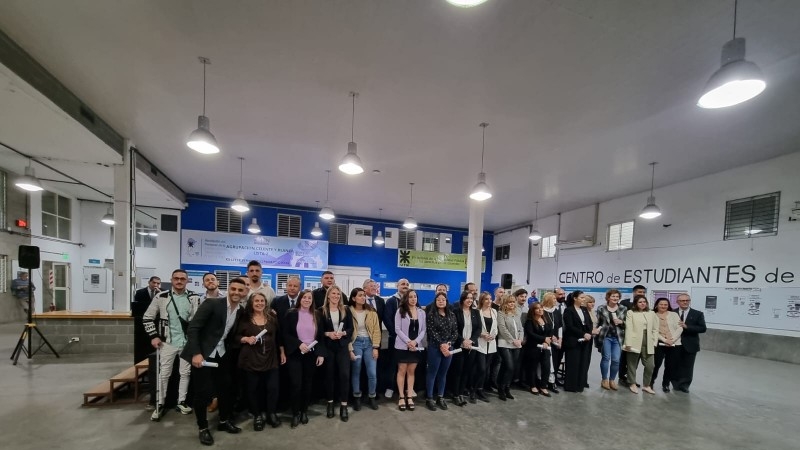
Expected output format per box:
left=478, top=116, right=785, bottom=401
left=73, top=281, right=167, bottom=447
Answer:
left=363, top=279, right=386, bottom=326
left=181, top=278, right=247, bottom=446
left=131, top=276, right=160, bottom=364
left=312, top=271, right=336, bottom=308
left=674, top=293, right=706, bottom=393
left=382, top=278, right=409, bottom=399
left=618, top=284, right=646, bottom=385
left=272, top=276, right=301, bottom=322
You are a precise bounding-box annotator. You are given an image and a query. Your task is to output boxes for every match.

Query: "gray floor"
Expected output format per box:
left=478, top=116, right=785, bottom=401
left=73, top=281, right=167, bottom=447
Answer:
left=0, top=323, right=798, bottom=450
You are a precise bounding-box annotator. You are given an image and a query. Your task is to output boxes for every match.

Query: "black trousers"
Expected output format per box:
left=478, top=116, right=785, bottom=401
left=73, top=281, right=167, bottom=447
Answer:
left=324, top=346, right=351, bottom=403
left=287, top=351, right=317, bottom=415
left=450, top=349, right=478, bottom=395
left=652, top=345, right=677, bottom=388
left=192, top=353, right=235, bottom=430
left=619, top=349, right=629, bottom=381
left=675, top=347, right=698, bottom=389
left=243, top=368, right=279, bottom=416
left=132, top=315, right=151, bottom=365
left=497, top=347, right=519, bottom=389
left=473, top=351, right=489, bottom=390
left=551, top=346, right=565, bottom=385
left=379, top=336, right=398, bottom=395
left=517, top=345, right=530, bottom=385
left=528, top=347, right=551, bottom=389
left=564, top=343, right=590, bottom=392
left=486, top=352, right=501, bottom=389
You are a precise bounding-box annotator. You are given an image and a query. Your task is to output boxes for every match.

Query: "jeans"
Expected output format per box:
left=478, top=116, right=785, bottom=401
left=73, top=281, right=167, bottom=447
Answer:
left=426, top=345, right=453, bottom=398
left=351, top=336, right=377, bottom=397
left=600, top=336, right=621, bottom=380
left=497, top=347, right=519, bottom=389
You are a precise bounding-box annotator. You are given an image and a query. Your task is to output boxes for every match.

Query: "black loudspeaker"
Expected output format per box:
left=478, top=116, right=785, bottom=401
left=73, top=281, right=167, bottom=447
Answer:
left=19, top=245, right=41, bottom=269
left=501, top=273, right=513, bottom=290
left=161, top=214, right=178, bottom=232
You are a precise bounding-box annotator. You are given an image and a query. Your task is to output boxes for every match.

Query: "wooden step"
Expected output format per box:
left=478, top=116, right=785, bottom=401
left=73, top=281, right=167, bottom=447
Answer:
left=83, top=381, right=113, bottom=406
left=82, top=362, right=151, bottom=406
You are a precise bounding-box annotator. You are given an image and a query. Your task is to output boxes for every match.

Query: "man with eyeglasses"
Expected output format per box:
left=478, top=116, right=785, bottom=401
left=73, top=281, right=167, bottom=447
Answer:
left=673, top=294, right=706, bottom=393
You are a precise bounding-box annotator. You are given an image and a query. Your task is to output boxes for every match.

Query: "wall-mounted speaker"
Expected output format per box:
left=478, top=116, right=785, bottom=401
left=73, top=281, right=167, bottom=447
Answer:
left=19, top=245, right=41, bottom=269
left=501, top=273, right=513, bottom=289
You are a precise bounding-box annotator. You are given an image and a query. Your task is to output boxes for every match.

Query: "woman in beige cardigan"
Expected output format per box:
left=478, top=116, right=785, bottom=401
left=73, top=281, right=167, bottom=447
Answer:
left=651, top=298, right=683, bottom=393
left=348, top=288, right=382, bottom=410
left=623, top=295, right=659, bottom=394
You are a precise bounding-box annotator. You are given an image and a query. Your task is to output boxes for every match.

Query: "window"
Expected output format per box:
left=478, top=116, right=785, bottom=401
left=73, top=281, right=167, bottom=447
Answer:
left=494, top=244, right=510, bottom=261
left=422, top=232, right=439, bottom=252
left=135, top=222, right=158, bottom=248
left=540, top=235, right=557, bottom=258
left=724, top=192, right=780, bottom=240
left=398, top=230, right=416, bottom=250
left=462, top=237, right=469, bottom=254
left=329, top=223, right=348, bottom=244
left=214, top=270, right=242, bottom=290
left=354, top=227, right=372, bottom=237
left=276, top=273, right=301, bottom=294
left=41, top=191, right=71, bottom=240
left=0, top=171, right=6, bottom=228
left=215, top=208, right=242, bottom=233
left=277, top=213, right=301, bottom=238
left=607, top=221, right=634, bottom=251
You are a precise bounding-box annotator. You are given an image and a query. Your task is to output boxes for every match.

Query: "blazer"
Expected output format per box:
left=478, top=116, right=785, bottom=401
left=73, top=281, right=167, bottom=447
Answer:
left=562, top=306, right=593, bottom=349
left=271, top=294, right=300, bottom=322
left=282, top=308, right=327, bottom=358
left=366, top=295, right=386, bottom=328
left=348, top=306, right=382, bottom=352
left=623, top=310, right=659, bottom=355
left=543, top=306, right=563, bottom=339
left=656, top=311, right=683, bottom=347
left=181, top=297, right=243, bottom=361
left=131, top=287, right=155, bottom=317
left=312, top=286, right=349, bottom=309
left=676, top=308, right=706, bottom=353
left=596, top=304, right=627, bottom=342
left=316, top=306, right=354, bottom=352
left=394, top=307, right=426, bottom=351
left=523, top=317, right=554, bottom=348
left=384, top=294, right=401, bottom=338
left=235, top=312, right=282, bottom=372
left=497, top=311, right=523, bottom=348
left=476, top=308, right=498, bottom=354
left=453, top=307, right=481, bottom=349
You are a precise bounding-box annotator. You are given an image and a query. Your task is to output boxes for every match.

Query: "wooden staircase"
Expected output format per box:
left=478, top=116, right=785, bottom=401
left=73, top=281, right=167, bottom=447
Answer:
left=83, top=359, right=149, bottom=406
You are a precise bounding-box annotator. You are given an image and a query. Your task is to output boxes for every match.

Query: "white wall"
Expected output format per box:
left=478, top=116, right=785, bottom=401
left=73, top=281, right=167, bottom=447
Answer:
left=495, top=151, right=800, bottom=337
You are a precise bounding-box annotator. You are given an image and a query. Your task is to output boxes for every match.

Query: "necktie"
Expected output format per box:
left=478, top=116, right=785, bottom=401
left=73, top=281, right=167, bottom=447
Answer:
left=290, top=298, right=295, bottom=308
left=368, top=297, right=374, bottom=308
left=150, top=289, right=155, bottom=300
left=680, top=310, right=685, bottom=321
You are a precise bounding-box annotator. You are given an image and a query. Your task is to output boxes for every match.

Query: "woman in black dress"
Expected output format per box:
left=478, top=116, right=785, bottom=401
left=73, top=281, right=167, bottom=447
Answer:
left=394, top=289, right=426, bottom=411
left=562, top=290, right=593, bottom=392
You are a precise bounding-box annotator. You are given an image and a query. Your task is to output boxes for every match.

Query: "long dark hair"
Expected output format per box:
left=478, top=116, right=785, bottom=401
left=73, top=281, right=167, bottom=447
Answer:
left=398, top=289, right=418, bottom=319
left=350, top=287, right=375, bottom=312
left=459, top=290, right=474, bottom=308
left=566, top=290, right=584, bottom=308
left=243, top=292, right=276, bottom=324
left=430, top=292, right=451, bottom=316
left=653, top=297, right=671, bottom=312
left=526, top=301, right=551, bottom=326
left=632, top=294, right=650, bottom=312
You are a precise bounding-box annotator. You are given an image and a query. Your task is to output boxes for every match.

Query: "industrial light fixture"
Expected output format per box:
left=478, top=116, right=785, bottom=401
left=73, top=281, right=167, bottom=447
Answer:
left=319, top=170, right=335, bottom=220
left=374, top=208, right=385, bottom=245
left=15, top=161, right=44, bottom=192
left=529, top=201, right=542, bottom=241
left=403, top=183, right=418, bottom=229
left=338, top=91, right=364, bottom=175
left=639, top=162, right=662, bottom=219
left=186, top=57, right=220, bottom=154
left=101, top=206, right=115, bottom=225
left=311, top=221, right=323, bottom=238
left=698, top=0, right=765, bottom=109
left=231, top=157, right=250, bottom=213
left=148, top=231, right=159, bottom=237
left=446, top=0, right=489, bottom=7
left=247, top=218, right=261, bottom=234
left=469, top=123, right=492, bottom=201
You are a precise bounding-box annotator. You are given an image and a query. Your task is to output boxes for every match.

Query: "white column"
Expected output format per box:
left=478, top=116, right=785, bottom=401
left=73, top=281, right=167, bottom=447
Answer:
left=112, top=143, right=132, bottom=312
left=466, top=201, right=485, bottom=287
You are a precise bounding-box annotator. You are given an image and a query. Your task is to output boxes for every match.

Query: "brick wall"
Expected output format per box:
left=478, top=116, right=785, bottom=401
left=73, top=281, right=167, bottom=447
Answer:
left=31, top=318, right=133, bottom=354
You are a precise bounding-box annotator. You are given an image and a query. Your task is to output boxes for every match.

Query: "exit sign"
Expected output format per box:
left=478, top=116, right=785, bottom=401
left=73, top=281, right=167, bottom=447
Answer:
left=15, top=219, right=28, bottom=228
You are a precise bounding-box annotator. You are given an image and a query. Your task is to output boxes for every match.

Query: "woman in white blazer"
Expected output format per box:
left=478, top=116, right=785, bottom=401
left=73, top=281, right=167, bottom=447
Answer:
left=623, top=295, right=659, bottom=394
left=473, top=292, right=497, bottom=402
left=651, top=298, right=683, bottom=393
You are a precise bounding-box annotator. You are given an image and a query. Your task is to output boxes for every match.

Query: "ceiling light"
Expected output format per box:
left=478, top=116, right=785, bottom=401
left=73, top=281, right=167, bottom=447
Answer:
left=187, top=57, right=220, bottom=154
left=148, top=231, right=159, bottom=237
left=404, top=183, right=418, bottom=229
left=469, top=123, right=492, bottom=201
left=698, top=1, right=765, bottom=109
left=101, top=206, right=115, bottom=226
left=338, top=92, right=364, bottom=175
left=137, top=231, right=149, bottom=236
left=247, top=218, right=261, bottom=234
left=639, top=162, right=662, bottom=219
left=231, top=157, right=250, bottom=213
left=311, top=222, right=323, bottom=237
left=374, top=208, right=385, bottom=245
left=529, top=201, right=542, bottom=241
left=15, top=163, right=44, bottom=192
left=446, top=0, right=489, bottom=7
left=319, top=170, right=335, bottom=220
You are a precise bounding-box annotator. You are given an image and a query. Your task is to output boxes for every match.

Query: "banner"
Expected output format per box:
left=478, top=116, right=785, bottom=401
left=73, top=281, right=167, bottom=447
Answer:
left=181, top=230, right=328, bottom=271
left=397, top=250, right=485, bottom=272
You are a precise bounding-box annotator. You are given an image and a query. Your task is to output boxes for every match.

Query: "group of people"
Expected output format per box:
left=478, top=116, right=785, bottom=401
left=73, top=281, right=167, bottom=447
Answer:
left=137, top=263, right=706, bottom=447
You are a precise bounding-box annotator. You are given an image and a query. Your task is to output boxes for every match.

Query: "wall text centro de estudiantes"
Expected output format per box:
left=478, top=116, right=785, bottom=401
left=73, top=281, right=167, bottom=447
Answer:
left=558, top=265, right=795, bottom=285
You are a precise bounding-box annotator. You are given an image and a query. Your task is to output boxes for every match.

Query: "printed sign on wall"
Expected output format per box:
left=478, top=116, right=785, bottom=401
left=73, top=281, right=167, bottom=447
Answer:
left=397, top=250, right=485, bottom=272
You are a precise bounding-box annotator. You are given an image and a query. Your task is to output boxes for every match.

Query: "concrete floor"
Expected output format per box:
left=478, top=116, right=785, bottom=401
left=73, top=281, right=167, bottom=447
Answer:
left=1, top=323, right=798, bottom=450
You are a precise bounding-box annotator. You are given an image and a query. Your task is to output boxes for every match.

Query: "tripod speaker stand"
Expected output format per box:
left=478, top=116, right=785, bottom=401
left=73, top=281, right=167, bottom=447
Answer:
left=10, top=245, right=60, bottom=365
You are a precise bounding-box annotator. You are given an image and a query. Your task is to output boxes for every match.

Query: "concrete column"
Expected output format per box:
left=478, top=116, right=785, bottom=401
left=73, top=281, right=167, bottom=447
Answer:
left=466, top=201, right=485, bottom=288
left=112, top=143, right=132, bottom=312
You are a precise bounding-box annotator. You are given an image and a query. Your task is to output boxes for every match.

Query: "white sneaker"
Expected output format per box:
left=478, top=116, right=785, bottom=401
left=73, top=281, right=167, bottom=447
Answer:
left=384, top=389, right=394, bottom=399
left=176, top=402, right=193, bottom=415
left=150, top=406, right=166, bottom=421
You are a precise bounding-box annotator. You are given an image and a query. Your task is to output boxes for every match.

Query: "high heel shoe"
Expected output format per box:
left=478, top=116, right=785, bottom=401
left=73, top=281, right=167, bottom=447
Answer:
left=290, top=414, right=300, bottom=429
left=398, top=396, right=407, bottom=411
left=406, top=396, right=415, bottom=411
left=326, top=402, right=335, bottom=418
left=339, top=405, right=349, bottom=422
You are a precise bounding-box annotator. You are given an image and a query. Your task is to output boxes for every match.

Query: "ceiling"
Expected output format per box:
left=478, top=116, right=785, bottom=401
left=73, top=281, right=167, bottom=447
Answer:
left=0, top=0, right=799, bottom=230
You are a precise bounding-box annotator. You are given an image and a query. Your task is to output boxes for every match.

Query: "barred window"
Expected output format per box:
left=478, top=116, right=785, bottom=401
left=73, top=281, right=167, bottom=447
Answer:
left=277, top=214, right=301, bottom=238
left=215, top=208, right=242, bottom=233
left=724, top=192, right=780, bottom=240
left=607, top=221, right=634, bottom=251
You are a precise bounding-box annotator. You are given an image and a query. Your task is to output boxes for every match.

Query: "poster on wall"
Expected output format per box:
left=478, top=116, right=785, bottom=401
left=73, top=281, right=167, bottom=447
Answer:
left=186, top=270, right=207, bottom=290
left=304, top=276, right=321, bottom=291
left=181, top=230, right=328, bottom=270
left=691, top=287, right=800, bottom=332
left=397, top=250, right=485, bottom=272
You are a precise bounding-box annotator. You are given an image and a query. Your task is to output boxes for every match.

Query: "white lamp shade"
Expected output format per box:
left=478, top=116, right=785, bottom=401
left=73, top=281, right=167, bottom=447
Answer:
left=373, top=230, right=385, bottom=245
left=311, top=222, right=323, bottom=237
left=247, top=218, right=261, bottom=234
left=469, top=172, right=492, bottom=201
left=338, top=142, right=364, bottom=175
left=187, top=115, right=220, bottom=154
left=319, top=205, right=335, bottom=221
left=698, top=38, right=766, bottom=109
left=101, top=208, right=115, bottom=226
left=231, top=192, right=250, bottom=213
left=639, top=197, right=662, bottom=219
left=15, top=166, right=44, bottom=192
left=148, top=231, right=159, bottom=237
left=446, top=0, right=489, bottom=7
left=403, top=216, right=418, bottom=229
left=529, top=229, right=542, bottom=241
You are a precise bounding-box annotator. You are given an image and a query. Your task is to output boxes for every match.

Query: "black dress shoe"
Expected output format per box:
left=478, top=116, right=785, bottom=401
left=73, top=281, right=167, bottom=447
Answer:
left=498, top=390, right=507, bottom=401
left=199, top=429, right=214, bottom=446
left=426, top=398, right=437, bottom=411
left=549, top=383, right=560, bottom=394
left=677, top=387, right=690, bottom=393
left=368, top=397, right=379, bottom=410
left=340, top=405, right=349, bottom=422
left=352, top=397, right=362, bottom=411
left=217, top=421, right=242, bottom=434
left=253, top=415, right=265, bottom=431
left=300, top=411, right=309, bottom=424
left=468, top=391, right=477, bottom=404
left=504, top=388, right=515, bottom=400
left=662, top=385, right=671, bottom=393
left=326, top=402, right=335, bottom=418
left=266, top=413, right=281, bottom=428
left=436, top=396, right=448, bottom=410
left=476, top=389, right=489, bottom=402
left=290, top=414, right=300, bottom=429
